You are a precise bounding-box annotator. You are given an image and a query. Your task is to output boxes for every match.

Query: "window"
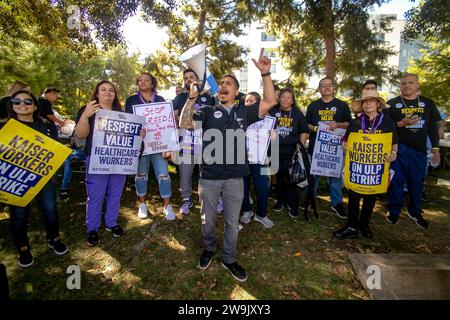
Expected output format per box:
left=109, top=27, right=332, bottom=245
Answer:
left=264, top=48, right=276, bottom=58
left=261, top=32, right=276, bottom=41
left=375, top=33, right=385, bottom=42
left=270, top=64, right=277, bottom=73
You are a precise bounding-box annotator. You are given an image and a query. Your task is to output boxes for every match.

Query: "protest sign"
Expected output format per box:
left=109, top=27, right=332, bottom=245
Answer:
left=0, top=119, right=71, bottom=207
left=88, top=109, right=145, bottom=175
left=133, top=101, right=179, bottom=155
left=246, top=116, right=276, bottom=164
left=310, top=123, right=346, bottom=177
left=344, top=132, right=392, bottom=194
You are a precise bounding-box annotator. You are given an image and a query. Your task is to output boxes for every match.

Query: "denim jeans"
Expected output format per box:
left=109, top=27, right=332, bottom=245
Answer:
left=61, top=148, right=86, bottom=190
left=9, top=180, right=59, bottom=248
left=312, top=175, right=343, bottom=207
left=242, top=164, right=270, bottom=217
left=135, top=153, right=172, bottom=199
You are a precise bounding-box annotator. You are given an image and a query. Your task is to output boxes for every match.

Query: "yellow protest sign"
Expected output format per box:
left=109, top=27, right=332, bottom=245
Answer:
left=344, top=132, right=392, bottom=194
left=0, top=119, right=71, bottom=207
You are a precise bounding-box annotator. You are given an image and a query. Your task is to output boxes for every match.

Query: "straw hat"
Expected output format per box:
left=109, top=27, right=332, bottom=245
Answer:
left=351, top=89, right=386, bottom=114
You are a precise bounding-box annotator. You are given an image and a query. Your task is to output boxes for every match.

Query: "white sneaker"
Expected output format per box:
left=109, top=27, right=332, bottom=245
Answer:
left=240, top=211, right=255, bottom=224
left=239, top=223, right=244, bottom=231
left=164, top=204, right=176, bottom=221
left=254, top=215, right=274, bottom=229
left=138, top=203, right=148, bottom=219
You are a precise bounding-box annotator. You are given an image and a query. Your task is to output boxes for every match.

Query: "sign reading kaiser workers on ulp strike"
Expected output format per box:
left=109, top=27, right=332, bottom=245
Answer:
left=88, top=109, right=145, bottom=175
left=0, top=119, right=71, bottom=207
left=133, top=101, right=179, bottom=155
left=344, top=132, right=392, bottom=194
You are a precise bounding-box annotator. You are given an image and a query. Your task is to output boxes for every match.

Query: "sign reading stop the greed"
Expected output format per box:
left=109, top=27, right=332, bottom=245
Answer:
left=133, top=101, right=180, bottom=155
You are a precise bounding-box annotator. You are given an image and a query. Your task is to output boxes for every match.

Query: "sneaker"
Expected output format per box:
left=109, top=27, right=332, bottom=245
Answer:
left=240, top=211, right=254, bottom=224
left=106, top=225, right=124, bottom=238
left=164, top=204, right=176, bottom=221
left=216, top=198, right=224, bottom=214
left=48, top=237, right=69, bottom=255
left=137, top=203, right=148, bottom=219
left=59, top=189, right=70, bottom=200
left=199, top=250, right=214, bottom=270
left=86, top=231, right=100, bottom=246
left=17, top=246, right=34, bottom=268
left=299, top=204, right=310, bottom=211
left=359, top=225, right=373, bottom=239
left=238, top=223, right=243, bottom=231
left=272, top=203, right=284, bottom=212
left=287, top=205, right=299, bottom=219
left=407, top=212, right=429, bottom=229
left=333, top=225, right=359, bottom=240
left=331, top=203, right=347, bottom=219
left=179, top=197, right=194, bottom=215
left=254, top=215, right=274, bottom=228
left=386, top=212, right=399, bottom=225
left=221, top=260, right=248, bottom=282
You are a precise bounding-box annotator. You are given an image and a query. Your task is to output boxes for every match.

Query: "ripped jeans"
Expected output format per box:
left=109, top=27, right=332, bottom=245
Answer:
left=135, top=153, right=172, bottom=199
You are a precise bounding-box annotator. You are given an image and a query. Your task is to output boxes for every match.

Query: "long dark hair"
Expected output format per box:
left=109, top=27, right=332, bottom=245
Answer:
left=7, top=90, right=41, bottom=121
left=277, top=88, right=297, bottom=109
left=136, top=72, right=158, bottom=93
left=91, top=80, right=122, bottom=110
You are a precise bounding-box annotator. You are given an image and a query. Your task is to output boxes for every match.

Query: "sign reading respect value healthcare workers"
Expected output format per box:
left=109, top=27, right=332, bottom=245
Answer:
left=133, top=101, right=180, bottom=155
left=0, top=119, right=71, bottom=207
left=310, top=123, right=346, bottom=178
left=88, top=109, right=145, bottom=175
left=344, top=132, right=392, bottom=194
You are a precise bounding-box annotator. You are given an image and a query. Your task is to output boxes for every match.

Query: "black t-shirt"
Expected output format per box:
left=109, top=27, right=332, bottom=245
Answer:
left=0, top=118, right=53, bottom=138
left=172, top=92, right=215, bottom=112
left=386, top=95, right=441, bottom=154
left=269, top=106, right=309, bottom=158
left=124, top=93, right=165, bottom=114
left=306, top=98, right=351, bottom=154
left=0, top=96, right=10, bottom=120
left=193, top=100, right=261, bottom=180
left=37, top=97, right=54, bottom=119
left=344, top=113, right=398, bottom=145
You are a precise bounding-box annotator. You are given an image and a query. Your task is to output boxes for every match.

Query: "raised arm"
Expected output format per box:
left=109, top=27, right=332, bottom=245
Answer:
left=74, top=101, right=100, bottom=139
left=252, top=49, right=277, bottom=117
left=179, top=82, right=198, bottom=129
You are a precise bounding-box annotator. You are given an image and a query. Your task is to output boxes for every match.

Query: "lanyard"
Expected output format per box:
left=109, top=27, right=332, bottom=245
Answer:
left=361, top=112, right=384, bottom=133
left=138, top=92, right=155, bottom=104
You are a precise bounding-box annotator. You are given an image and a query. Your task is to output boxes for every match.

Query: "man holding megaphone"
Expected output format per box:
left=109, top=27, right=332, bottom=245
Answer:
left=179, top=48, right=276, bottom=282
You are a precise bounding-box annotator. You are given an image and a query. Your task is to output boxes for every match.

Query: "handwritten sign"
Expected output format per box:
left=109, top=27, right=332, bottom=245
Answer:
left=133, top=101, right=180, bottom=155
left=246, top=116, right=276, bottom=164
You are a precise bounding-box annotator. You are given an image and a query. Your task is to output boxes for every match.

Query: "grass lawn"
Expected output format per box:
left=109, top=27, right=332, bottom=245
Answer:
left=1, top=166, right=449, bottom=300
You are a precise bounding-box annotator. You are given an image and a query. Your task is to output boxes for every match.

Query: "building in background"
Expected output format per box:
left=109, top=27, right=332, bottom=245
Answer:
left=235, top=14, right=421, bottom=98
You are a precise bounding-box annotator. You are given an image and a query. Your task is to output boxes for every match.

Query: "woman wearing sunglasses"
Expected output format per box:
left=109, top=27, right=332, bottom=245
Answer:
left=0, top=90, right=68, bottom=268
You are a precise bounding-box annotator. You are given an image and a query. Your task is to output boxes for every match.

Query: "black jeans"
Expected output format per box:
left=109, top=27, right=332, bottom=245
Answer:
left=347, top=189, right=377, bottom=228
left=9, top=181, right=59, bottom=249
left=276, top=157, right=299, bottom=213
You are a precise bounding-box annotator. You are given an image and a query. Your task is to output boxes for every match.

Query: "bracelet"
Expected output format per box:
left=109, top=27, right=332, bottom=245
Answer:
left=261, top=72, right=271, bottom=77
left=432, top=147, right=440, bottom=151
left=188, top=95, right=198, bottom=100
left=314, top=126, right=318, bottom=132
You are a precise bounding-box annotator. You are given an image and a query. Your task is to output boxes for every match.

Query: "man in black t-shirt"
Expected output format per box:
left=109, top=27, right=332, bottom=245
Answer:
left=306, top=77, right=351, bottom=219
left=386, top=73, right=441, bottom=229
left=179, top=49, right=277, bottom=282
left=173, top=68, right=215, bottom=215
left=38, top=87, right=65, bottom=138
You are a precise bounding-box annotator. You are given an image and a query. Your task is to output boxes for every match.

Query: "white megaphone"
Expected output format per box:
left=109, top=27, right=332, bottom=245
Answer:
left=179, top=44, right=219, bottom=95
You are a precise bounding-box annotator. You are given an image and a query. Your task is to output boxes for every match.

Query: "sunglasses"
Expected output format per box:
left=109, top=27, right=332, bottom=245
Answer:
left=11, top=98, right=33, bottom=105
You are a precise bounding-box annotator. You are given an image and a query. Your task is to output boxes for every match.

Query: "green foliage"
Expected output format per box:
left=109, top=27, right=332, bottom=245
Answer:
left=141, top=0, right=253, bottom=89
left=253, top=0, right=396, bottom=97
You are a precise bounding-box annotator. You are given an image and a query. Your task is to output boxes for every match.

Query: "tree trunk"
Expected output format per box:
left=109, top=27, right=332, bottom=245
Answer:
left=197, top=2, right=207, bottom=43
left=322, top=0, right=336, bottom=80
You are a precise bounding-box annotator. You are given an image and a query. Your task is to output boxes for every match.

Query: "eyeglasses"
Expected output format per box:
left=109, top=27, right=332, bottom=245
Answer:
left=11, top=98, right=33, bottom=105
